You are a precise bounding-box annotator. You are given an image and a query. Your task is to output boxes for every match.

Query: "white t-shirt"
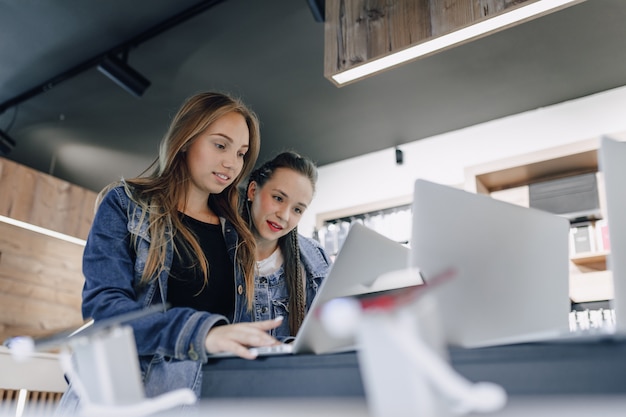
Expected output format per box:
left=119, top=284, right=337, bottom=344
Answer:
left=256, top=247, right=284, bottom=277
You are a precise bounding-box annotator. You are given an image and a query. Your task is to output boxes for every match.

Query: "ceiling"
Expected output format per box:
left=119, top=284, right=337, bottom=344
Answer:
left=1, top=0, right=625, bottom=193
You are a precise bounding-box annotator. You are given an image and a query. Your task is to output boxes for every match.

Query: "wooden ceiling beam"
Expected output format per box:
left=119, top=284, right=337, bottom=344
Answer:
left=324, top=0, right=583, bottom=86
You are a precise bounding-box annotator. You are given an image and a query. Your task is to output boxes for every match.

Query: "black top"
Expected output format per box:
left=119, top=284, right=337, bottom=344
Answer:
left=167, top=214, right=235, bottom=321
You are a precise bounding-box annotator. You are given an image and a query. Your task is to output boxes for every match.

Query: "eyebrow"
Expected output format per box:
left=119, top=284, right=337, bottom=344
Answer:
left=214, top=133, right=249, bottom=149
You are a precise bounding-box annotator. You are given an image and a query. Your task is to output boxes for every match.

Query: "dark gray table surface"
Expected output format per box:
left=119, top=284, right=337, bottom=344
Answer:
left=201, top=339, right=626, bottom=399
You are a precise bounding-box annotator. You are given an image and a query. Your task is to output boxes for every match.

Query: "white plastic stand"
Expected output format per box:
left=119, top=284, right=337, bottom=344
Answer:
left=7, top=322, right=196, bottom=417
left=320, top=268, right=507, bottom=417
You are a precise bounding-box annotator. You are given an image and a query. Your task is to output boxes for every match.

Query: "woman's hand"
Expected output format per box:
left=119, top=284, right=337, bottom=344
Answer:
left=205, top=317, right=283, bottom=360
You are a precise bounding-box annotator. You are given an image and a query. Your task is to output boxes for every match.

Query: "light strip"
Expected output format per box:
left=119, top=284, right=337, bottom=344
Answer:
left=0, top=215, right=86, bottom=246
left=332, top=0, right=583, bottom=85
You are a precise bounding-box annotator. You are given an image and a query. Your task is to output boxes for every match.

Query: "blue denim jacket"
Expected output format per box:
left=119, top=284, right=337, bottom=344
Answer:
left=253, top=235, right=330, bottom=340
left=56, top=184, right=331, bottom=413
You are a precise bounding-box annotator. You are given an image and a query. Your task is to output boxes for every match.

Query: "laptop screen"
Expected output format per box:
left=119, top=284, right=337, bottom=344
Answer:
left=410, top=179, right=571, bottom=348
left=599, top=136, right=626, bottom=332
left=294, top=223, right=413, bottom=354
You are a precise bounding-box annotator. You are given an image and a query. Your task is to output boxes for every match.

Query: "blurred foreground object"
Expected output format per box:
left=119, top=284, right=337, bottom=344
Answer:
left=5, top=306, right=196, bottom=417
left=320, top=267, right=507, bottom=417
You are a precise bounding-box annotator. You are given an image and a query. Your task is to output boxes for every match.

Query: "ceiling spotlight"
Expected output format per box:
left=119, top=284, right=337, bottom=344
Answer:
left=0, top=129, right=16, bottom=155
left=97, top=54, right=151, bottom=98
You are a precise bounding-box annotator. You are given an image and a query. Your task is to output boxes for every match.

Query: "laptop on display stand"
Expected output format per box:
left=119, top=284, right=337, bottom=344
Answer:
left=410, top=179, right=572, bottom=348
left=209, top=222, right=415, bottom=358
left=598, top=136, right=626, bottom=335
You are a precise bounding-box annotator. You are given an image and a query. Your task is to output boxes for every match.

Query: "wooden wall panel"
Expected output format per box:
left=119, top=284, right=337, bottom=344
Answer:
left=0, top=157, right=94, bottom=344
left=0, top=221, right=84, bottom=342
left=0, top=157, right=97, bottom=240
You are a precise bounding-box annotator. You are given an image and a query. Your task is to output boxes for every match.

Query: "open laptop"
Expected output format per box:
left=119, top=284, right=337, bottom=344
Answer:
left=410, top=179, right=572, bottom=348
left=210, top=222, right=415, bottom=357
left=599, top=136, right=626, bottom=335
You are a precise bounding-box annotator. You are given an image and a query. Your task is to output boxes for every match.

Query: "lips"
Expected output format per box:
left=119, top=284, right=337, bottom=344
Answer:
left=266, top=220, right=283, bottom=232
left=213, top=172, right=231, bottom=184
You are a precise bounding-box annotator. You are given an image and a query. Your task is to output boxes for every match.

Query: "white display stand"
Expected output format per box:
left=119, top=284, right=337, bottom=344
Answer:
left=319, top=268, right=507, bottom=417
left=6, top=309, right=196, bottom=417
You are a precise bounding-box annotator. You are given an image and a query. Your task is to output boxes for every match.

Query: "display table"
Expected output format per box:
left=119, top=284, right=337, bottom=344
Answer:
left=186, top=396, right=626, bottom=417
left=201, top=339, right=626, bottom=399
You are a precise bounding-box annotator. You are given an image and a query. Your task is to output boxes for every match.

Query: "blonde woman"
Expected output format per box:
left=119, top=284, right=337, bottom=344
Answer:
left=56, top=92, right=280, bottom=414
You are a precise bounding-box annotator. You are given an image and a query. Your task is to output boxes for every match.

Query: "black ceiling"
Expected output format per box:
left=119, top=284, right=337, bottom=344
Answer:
left=1, top=0, right=625, bottom=192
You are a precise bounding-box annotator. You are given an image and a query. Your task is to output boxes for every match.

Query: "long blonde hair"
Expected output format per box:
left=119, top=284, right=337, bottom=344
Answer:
left=99, top=91, right=260, bottom=309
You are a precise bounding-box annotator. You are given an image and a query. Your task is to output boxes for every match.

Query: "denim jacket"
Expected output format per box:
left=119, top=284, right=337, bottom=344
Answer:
left=56, top=184, right=331, bottom=413
left=253, top=235, right=331, bottom=340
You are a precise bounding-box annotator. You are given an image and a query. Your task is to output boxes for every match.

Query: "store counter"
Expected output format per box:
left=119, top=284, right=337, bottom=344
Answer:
left=201, top=339, right=626, bottom=399
left=169, top=396, right=626, bottom=417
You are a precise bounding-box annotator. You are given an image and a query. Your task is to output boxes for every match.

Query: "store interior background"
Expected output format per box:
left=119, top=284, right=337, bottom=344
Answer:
left=3, top=1, right=626, bottom=413
left=305, top=86, right=626, bottom=237
left=2, top=0, right=626, bottom=238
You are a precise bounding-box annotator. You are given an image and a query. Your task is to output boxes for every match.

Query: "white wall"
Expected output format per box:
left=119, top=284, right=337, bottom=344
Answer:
left=300, top=84, right=626, bottom=237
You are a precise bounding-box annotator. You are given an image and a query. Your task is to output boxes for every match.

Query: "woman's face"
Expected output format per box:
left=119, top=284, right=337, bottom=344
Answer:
left=185, top=111, right=250, bottom=196
left=247, top=167, right=314, bottom=246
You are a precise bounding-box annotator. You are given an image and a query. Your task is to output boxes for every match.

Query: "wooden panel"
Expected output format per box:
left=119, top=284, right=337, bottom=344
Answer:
left=0, top=221, right=84, bottom=342
left=325, top=0, right=431, bottom=77
left=324, top=0, right=538, bottom=84
left=476, top=0, right=506, bottom=17
left=430, top=0, right=475, bottom=36
left=0, top=157, right=97, bottom=240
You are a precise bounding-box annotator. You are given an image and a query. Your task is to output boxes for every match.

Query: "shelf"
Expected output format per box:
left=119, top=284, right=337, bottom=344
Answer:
left=464, top=138, right=600, bottom=194
left=464, top=137, right=612, bottom=304
left=570, top=251, right=609, bottom=267
left=570, top=270, right=613, bottom=303
left=315, top=194, right=413, bottom=230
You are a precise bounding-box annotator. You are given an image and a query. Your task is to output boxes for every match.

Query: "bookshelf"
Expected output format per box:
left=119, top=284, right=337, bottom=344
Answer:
left=315, top=195, right=413, bottom=256
left=464, top=137, right=612, bottom=303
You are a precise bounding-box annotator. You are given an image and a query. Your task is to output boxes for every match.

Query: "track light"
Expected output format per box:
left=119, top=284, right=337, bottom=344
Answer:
left=306, top=0, right=325, bottom=22
left=0, top=129, right=16, bottom=155
left=97, top=54, right=151, bottom=98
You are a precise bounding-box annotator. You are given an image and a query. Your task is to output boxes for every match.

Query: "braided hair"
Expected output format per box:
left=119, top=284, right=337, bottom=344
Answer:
left=244, top=151, right=318, bottom=335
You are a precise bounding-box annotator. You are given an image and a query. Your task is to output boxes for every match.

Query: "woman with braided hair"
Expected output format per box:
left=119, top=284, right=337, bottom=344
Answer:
left=244, top=151, right=332, bottom=339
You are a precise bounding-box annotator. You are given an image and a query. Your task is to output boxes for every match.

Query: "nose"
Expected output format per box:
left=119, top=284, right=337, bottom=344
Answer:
left=276, top=205, right=290, bottom=222
left=222, top=150, right=238, bottom=169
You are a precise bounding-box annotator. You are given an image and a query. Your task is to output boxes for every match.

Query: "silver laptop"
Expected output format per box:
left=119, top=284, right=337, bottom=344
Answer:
left=545, top=136, right=626, bottom=341
left=599, top=136, right=626, bottom=334
left=410, top=179, right=572, bottom=348
left=211, top=222, right=414, bottom=357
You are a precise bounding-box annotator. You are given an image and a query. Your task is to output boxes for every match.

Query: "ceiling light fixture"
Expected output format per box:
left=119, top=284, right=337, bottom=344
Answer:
left=97, top=54, right=151, bottom=98
left=0, top=128, right=16, bottom=155
left=330, top=0, right=583, bottom=86
left=0, top=1, right=229, bottom=113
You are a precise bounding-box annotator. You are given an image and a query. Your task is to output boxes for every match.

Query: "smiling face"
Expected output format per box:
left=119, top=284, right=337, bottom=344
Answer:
left=247, top=167, right=314, bottom=254
left=185, top=111, right=250, bottom=196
